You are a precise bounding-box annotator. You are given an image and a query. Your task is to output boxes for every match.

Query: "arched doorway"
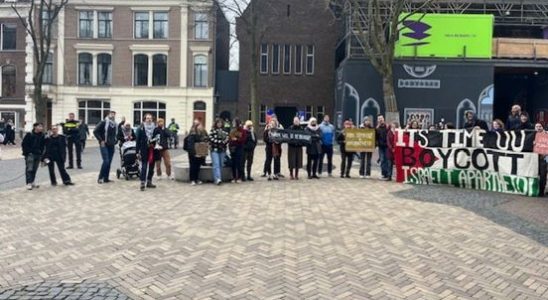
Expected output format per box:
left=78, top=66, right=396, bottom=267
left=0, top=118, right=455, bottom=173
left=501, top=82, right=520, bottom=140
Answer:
left=193, top=101, right=207, bottom=128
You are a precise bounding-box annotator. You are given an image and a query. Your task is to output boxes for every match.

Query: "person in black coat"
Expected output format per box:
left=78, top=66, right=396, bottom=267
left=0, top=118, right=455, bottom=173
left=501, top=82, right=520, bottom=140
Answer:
left=337, top=120, right=355, bottom=178
left=154, top=118, right=173, bottom=179
left=462, top=111, right=488, bottom=131
left=136, top=113, right=159, bottom=191
left=518, top=112, right=534, bottom=130
left=61, top=113, right=82, bottom=169
left=242, top=120, right=257, bottom=181
left=305, top=118, right=323, bottom=179
left=21, top=123, right=45, bottom=190
left=93, top=111, right=118, bottom=184
left=43, top=126, right=73, bottom=186
left=186, top=123, right=209, bottom=185
left=3, top=119, right=16, bottom=145
left=117, top=122, right=136, bottom=147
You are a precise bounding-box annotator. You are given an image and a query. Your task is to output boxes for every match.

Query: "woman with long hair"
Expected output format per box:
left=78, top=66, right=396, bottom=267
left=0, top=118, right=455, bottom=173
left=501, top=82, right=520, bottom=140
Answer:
left=287, top=117, right=303, bottom=180
left=209, top=118, right=229, bottom=185
left=187, top=122, right=209, bottom=185
left=229, top=118, right=247, bottom=183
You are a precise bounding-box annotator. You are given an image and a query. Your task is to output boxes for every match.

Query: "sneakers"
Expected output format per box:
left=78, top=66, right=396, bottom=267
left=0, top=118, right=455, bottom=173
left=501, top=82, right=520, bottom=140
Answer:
left=197, top=180, right=203, bottom=185
left=26, top=184, right=33, bottom=190
left=169, top=175, right=175, bottom=180
left=157, top=175, right=163, bottom=180
left=98, top=179, right=104, bottom=184
left=191, top=181, right=197, bottom=186
left=359, top=175, right=365, bottom=179
left=140, top=182, right=146, bottom=191
left=215, top=179, right=222, bottom=185
left=146, top=182, right=157, bottom=188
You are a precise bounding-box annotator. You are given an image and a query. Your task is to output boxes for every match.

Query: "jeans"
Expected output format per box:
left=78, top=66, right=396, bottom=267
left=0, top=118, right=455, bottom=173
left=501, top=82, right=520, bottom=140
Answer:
left=242, top=148, right=254, bottom=178
left=359, top=152, right=372, bottom=176
left=25, top=154, right=41, bottom=184
left=99, top=145, right=115, bottom=181
left=307, top=154, right=319, bottom=177
left=319, top=145, right=333, bottom=174
left=156, top=149, right=172, bottom=177
left=386, top=158, right=393, bottom=179
left=340, top=152, right=354, bottom=176
left=67, top=138, right=82, bottom=167
left=378, top=146, right=389, bottom=178
left=48, top=158, right=71, bottom=184
left=211, top=151, right=226, bottom=182
left=231, top=147, right=244, bottom=180
left=189, top=155, right=204, bottom=182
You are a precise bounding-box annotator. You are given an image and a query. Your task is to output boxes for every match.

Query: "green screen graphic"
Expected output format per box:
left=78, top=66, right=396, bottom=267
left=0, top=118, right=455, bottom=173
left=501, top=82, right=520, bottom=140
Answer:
left=394, top=13, right=494, bottom=58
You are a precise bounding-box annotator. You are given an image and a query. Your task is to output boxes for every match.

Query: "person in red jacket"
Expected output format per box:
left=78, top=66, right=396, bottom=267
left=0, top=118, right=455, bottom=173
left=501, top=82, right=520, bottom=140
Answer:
left=229, top=118, right=247, bottom=183
left=386, top=121, right=400, bottom=181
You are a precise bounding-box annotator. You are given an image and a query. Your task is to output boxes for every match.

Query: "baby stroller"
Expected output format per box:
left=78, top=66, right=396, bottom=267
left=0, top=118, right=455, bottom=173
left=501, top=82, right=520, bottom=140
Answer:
left=116, top=140, right=140, bottom=180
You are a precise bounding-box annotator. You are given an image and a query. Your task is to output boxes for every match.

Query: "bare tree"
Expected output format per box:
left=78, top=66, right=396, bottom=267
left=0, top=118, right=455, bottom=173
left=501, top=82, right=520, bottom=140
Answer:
left=330, top=0, right=431, bottom=121
left=12, top=0, right=68, bottom=125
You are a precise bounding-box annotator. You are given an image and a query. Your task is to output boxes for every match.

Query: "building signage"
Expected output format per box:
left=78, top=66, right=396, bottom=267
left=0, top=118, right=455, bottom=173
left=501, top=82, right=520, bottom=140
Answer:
left=395, top=13, right=494, bottom=58
left=394, top=129, right=540, bottom=197
left=398, top=64, right=440, bottom=89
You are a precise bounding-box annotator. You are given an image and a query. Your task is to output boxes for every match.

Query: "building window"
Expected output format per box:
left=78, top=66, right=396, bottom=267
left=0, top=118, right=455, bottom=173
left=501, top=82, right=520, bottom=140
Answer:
left=194, top=12, right=209, bottom=39
left=133, top=54, right=148, bottom=86
left=260, top=104, right=267, bottom=124
left=1, top=24, right=16, bottom=50
left=153, top=12, right=168, bottom=39
left=79, top=11, right=94, bottom=38
left=133, top=101, right=166, bottom=126
left=272, top=44, right=280, bottom=74
left=78, top=53, right=92, bottom=85
left=306, top=45, right=315, bottom=75
left=305, top=105, right=313, bottom=120
left=43, top=54, right=53, bottom=84
left=316, top=106, right=325, bottom=121
left=98, top=12, right=112, bottom=38
left=260, top=43, right=268, bottom=74
left=283, top=44, right=291, bottom=74
left=193, top=55, right=208, bottom=87
left=295, top=45, right=303, bottom=74
left=78, top=100, right=110, bottom=126
left=1, top=65, right=16, bottom=97
left=134, top=12, right=149, bottom=39
left=97, top=53, right=112, bottom=86
left=152, top=54, right=167, bottom=86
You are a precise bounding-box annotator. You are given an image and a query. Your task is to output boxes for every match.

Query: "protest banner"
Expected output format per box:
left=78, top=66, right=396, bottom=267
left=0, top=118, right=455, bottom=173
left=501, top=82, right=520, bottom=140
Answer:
left=344, top=129, right=376, bottom=152
left=269, top=129, right=312, bottom=146
left=394, top=129, right=540, bottom=196
left=534, top=132, right=548, bottom=155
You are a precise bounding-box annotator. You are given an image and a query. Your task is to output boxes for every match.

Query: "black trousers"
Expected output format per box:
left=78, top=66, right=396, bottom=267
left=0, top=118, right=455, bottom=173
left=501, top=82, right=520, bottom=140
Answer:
left=242, top=149, right=254, bottom=178
left=231, top=147, right=245, bottom=180
left=48, top=159, right=71, bottom=184
left=67, top=138, right=82, bottom=167
left=540, top=156, right=547, bottom=196
left=25, top=154, right=40, bottom=184
left=189, top=155, right=204, bottom=182
left=319, top=145, right=333, bottom=174
left=340, top=152, right=354, bottom=176
left=140, top=157, right=155, bottom=183
left=80, top=139, right=86, bottom=150
left=307, top=154, right=319, bottom=176
left=359, top=152, right=372, bottom=176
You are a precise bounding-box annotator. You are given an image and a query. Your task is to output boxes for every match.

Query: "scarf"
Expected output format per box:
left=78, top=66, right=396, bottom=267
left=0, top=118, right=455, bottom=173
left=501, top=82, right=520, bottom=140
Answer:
left=307, top=123, right=319, bottom=131
left=104, top=117, right=116, bottom=143
left=122, top=126, right=132, bottom=140
left=144, top=122, right=155, bottom=140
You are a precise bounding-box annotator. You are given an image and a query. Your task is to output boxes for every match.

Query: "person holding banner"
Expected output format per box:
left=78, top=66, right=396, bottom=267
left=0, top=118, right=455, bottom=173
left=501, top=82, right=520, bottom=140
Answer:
left=535, top=122, right=547, bottom=196
left=359, top=117, right=374, bottom=178
left=518, top=112, right=534, bottom=130
left=337, top=120, right=355, bottom=178
left=305, top=118, right=323, bottom=179
left=287, top=117, right=304, bottom=180
left=187, top=122, right=209, bottom=186
left=491, top=119, right=505, bottom=133
left=319, top=115, right=335, bottom=177
left=242, top=120, right=257, bottom=181
left=376, top=115, right=390, bottom=180
left=263, top=118, right=283, bottom=181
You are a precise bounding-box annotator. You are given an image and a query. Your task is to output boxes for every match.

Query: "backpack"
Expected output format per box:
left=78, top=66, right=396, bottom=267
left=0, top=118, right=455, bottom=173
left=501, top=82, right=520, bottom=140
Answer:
left=183, top=135, right=191, bottom=152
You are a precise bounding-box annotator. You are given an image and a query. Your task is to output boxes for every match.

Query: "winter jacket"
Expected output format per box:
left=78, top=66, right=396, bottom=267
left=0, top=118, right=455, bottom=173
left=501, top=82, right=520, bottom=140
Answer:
left=387, top=129, right=396, bottom=161
left=154, top=127, right=170, bottom=150
left=376, top=124, right=388, bottom=148
left=61, top=119, right=80, bottom=140
left=187, top=131, right=208, bottom=157
left=117, top=128, right=136, bottom=146
left=518, top=122, right=534, bottom=130
left=22, top=131, right=45, bottom=157
left=244, top=129, right=257, bottom=151
left=93, top=119, right=118, bottom=146
left=209, top=128, right=229, bottom=153
left=43, top=135, right=67, bottom=162
left=463, top=119, right=488, bottom=131
left=305, top=126, right=322, bottom=156
left=229, top=127, right=247, bottom=149
left=319, top=122, right=335, bottom=146
left=506, top=114, right=521, bottom=130
left=337, top=129, right=353, bottom=154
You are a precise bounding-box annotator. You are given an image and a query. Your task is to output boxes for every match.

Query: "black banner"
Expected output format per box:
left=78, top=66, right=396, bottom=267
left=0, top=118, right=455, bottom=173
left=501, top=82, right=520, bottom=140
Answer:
left=269, top=129, right=312, bottom=146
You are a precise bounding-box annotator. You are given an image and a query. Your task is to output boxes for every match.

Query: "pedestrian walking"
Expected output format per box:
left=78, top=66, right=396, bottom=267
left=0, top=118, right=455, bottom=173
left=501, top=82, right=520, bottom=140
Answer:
left=305, top=118, right=322, bottom=179
left=168, top=118, right=180, bottom=149
left=136, top=113, right=159, bottom=191
left=21, top=123, right=45, bottom=190
left=229, top=118, right=247, bottom=183
left=79, top=120, right=89, bottom=151
left=319, top=115, right=335, bottom=176
left=263, top=118, right=283, bottom=180
left=186, top=122, right=209, bottom=186
left=359, top=117, right=374, bottom=178
left=287, top=117, right=303, bottom=180
left=43, top=125, right=74, bottom=186
left=3, top=119, right=16, bottom=145
left=376, top=115, right=390, bottom=181
left=61, top=113, right=82, bottom=169
left=93, top=111, right=118, bottom=184
left=209, top=118, right=229, bottom=185
left=242, top=120, right=257, bottom=181
left=154, top=118, right=173, bottom=180
left=337, top=120, right=354, bottom=178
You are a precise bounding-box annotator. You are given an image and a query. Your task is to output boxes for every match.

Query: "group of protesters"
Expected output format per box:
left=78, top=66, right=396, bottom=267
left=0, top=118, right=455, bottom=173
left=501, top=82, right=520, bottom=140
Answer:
left=17, top=104, right=547, bottom=196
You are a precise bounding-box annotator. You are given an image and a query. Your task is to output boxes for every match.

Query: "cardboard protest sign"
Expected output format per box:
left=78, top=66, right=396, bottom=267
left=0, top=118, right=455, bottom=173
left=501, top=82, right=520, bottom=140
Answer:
left=534, top=132, right=548, bottom=155
left=269, top=129, right=312, bottom=146
left=344, top=129, right=376, bottom=152
left=394, top=129, right=540, bottom=197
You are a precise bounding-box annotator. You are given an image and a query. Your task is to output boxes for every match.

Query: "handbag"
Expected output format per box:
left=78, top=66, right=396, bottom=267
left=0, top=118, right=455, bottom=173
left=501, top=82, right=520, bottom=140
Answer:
left=195, top=142, right=209, bottom=157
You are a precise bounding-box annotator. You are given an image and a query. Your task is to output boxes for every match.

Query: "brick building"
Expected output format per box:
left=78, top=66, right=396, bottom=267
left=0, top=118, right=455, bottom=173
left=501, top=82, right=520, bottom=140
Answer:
left=235, top=0, right=339, bottom=128
left=22, top=0, right=229, bottom=131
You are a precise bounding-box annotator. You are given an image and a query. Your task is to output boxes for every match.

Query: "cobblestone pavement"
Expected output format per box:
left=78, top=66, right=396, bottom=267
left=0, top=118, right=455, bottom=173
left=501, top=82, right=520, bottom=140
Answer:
left=0, top=145, right=547, bottom=299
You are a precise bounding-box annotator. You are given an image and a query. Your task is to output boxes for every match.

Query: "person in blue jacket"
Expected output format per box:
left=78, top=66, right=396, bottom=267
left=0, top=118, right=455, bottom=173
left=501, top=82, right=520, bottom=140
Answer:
left=318, top=115, right=335, bottom=177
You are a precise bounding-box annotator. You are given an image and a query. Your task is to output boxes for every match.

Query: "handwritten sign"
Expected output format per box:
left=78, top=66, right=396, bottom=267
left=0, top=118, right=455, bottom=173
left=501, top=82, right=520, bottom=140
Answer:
left=345, top=129, right=376, bottom=152
left=534, top=132, right=548, bottom=155
left=269, top=129, right=312, bottom=146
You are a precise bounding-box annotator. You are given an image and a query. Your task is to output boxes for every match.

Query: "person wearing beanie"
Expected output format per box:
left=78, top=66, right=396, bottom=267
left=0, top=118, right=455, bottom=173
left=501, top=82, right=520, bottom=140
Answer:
left=359, top=116, right=374, bottom=178
left=337, top=120, right=354, bottom=178
left=305, top=117, right=323, bottom=179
